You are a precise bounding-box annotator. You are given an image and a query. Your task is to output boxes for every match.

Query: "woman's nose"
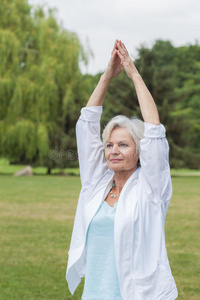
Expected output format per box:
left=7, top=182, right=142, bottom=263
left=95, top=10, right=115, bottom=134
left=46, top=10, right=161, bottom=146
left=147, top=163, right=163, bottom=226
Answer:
left=111, top=144, right=119, bottom=154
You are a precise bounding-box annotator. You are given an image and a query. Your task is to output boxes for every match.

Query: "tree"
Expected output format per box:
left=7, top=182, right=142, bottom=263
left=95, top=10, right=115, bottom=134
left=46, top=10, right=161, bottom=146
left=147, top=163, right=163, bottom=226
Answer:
left=0, top=0, right=89, bottom=173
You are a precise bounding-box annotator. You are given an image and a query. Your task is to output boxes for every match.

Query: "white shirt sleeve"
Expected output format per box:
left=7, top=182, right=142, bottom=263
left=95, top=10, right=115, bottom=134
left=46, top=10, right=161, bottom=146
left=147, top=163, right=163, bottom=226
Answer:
left=139, top=123, right=172, bottom=204
left=76, top=106, right=108, bottom=187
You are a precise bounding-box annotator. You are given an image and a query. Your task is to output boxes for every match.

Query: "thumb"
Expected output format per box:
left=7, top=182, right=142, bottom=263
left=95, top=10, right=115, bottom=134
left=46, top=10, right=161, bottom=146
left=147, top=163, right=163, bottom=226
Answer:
left=116, top=49, right=123, bottom=60
left=110, top=49, right=117, bottom=62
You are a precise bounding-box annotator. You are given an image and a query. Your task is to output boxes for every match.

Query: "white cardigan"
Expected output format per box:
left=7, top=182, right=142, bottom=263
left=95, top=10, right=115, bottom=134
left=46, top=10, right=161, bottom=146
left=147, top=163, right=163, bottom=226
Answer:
left=66, top=106, right=178, bottom=300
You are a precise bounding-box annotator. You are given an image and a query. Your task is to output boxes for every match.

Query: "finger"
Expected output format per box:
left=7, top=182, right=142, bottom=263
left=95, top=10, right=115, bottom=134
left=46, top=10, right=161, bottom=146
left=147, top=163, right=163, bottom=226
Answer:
left=115, top=39, right=120, bottom=48
left=117, top=40, right=122, bottom=49
left=111, top=49, right=118, bottom=58
left=122, top=43, right=129, bottom=56
left=122, top=42, right=126, bottom=50
left=117, top=41, right=125, bottom=54
left=111, top=40, right=118, bottom=54
left=109, top=50, right=118, bottom=65
left=120, top=42, right=127, bottom=53
left=116, top=49, right=123, bottom=61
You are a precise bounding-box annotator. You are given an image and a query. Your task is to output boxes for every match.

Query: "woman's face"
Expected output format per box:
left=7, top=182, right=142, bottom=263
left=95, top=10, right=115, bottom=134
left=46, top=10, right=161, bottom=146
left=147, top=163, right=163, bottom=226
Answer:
left=105, top=127, right=139, bottom=174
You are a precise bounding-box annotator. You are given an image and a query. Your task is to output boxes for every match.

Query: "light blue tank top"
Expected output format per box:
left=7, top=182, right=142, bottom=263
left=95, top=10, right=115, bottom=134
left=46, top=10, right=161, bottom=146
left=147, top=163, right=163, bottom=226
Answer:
left=82, top=201, right=123, bottom=300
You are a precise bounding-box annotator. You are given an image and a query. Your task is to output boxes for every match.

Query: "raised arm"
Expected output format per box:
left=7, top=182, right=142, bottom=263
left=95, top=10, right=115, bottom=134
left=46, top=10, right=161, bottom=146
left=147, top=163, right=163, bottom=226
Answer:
left=77, top=41, right=124, bottom=186
left=116, top=41, right=160, bottom=125
left=116, top=41, right=172, bottom=204
left=86, top=40, right=124, bottom=107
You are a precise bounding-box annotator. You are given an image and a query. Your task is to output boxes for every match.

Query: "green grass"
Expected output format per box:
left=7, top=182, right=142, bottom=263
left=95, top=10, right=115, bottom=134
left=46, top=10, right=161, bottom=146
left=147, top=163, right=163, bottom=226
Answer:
left=171, top=168, right=200, bottom=177
left=0, top=168, right=200, bottom=299
left=0, top=158, right=80, bottom=176
left=165, top=176, right=200, bottom=299
left=0, top=175, right=83, bottom=299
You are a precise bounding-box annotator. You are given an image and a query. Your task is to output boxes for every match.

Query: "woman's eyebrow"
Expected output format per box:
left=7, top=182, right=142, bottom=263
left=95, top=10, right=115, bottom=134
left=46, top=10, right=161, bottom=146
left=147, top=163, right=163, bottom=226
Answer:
left=107, top=139, right=128, bottom=143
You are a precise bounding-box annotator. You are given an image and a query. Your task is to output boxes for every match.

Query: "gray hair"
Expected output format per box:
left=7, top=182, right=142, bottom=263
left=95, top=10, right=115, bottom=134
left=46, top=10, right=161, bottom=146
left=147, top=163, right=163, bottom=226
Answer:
left=102, top=115, right=144, bottom=155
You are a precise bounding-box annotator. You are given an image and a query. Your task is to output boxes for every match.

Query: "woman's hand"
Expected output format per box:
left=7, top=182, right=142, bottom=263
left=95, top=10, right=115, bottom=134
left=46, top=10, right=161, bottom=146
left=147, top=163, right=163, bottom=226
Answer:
left=86, top=41, right=122, bottom=107
left=104, top=40, right=124, bottom=81
left=116, top=41, right=159, bottom=124
left=116, top=41, right=139, bottom=80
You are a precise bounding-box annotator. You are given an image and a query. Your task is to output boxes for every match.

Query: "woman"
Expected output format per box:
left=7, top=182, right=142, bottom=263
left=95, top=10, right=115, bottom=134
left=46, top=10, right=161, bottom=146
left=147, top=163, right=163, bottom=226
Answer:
left=66, top=40, right=178, bottom=300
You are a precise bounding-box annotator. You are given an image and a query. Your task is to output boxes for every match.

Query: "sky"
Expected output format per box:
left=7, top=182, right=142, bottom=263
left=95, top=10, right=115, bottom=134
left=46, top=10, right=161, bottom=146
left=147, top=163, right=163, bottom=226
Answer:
left=29, top=0, right=200, bottom=74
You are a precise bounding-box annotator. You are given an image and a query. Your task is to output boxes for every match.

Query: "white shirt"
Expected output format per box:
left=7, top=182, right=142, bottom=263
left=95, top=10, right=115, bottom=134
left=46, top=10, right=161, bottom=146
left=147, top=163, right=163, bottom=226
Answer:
left=66, top=106, right=178, bottom=300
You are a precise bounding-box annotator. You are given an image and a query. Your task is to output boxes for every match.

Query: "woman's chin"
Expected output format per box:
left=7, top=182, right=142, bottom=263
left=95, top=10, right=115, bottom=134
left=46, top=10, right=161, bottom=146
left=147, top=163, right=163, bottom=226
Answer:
left=108, top=165, right=137, bottom=174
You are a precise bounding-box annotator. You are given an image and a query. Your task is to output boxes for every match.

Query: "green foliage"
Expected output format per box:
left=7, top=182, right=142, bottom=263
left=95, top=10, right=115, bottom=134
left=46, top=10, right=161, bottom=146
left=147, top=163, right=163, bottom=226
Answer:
left=172, top=62, right=200, bottom=154
left=0, top=0, right=32, bottom=46
left=103, top=70, right=141, bottom=129
left=4, top=120, right=37, bottom=161
left=0, top=30, right=20, bottom=76
left=0, top=0, right=90, bottom=172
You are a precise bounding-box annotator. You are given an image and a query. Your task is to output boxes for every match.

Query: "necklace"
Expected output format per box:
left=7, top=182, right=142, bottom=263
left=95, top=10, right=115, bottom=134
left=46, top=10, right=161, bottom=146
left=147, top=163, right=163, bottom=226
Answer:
left=109, top=181, right=120, bottom=198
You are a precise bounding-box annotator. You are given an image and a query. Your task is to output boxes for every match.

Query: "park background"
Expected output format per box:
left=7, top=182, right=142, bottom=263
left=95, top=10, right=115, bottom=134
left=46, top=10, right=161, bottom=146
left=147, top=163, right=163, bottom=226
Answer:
left=0, top=0, right=200, bottom=299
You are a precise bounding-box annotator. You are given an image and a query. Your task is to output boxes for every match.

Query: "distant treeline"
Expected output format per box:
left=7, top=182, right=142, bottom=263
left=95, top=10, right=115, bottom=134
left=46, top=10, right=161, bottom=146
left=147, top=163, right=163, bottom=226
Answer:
left=0, top=0, right=200, bottom=173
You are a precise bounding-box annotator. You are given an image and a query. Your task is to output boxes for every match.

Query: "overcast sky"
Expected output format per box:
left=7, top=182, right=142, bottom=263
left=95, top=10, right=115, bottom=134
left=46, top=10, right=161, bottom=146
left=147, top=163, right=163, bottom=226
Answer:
left=29, top=0, right=200, bottom=74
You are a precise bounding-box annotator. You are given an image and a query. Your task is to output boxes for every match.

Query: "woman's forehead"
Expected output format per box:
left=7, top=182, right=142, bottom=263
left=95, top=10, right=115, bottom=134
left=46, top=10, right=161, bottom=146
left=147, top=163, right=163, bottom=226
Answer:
left=108, top=127, right=133, bottom=141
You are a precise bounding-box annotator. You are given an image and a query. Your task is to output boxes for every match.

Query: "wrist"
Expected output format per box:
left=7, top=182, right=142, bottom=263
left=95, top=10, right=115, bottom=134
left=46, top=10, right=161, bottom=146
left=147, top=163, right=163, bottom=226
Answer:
left=101, top=72, right=112, bottom=84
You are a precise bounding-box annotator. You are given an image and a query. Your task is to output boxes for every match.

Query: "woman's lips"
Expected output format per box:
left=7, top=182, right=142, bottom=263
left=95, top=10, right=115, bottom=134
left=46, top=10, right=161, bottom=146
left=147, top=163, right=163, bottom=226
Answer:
left=110, top=159, right=122, bottom=162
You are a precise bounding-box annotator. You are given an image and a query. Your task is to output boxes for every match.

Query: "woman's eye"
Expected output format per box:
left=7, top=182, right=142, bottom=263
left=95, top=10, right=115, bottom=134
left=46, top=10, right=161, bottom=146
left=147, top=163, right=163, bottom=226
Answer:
left=106, top=144, right=112, bottom=148
left=119, top=143, right=128, bottom=147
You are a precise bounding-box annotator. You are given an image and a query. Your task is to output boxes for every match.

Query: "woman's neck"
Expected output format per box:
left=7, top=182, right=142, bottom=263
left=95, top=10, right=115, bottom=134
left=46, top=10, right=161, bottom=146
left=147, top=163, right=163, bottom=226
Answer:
left=113, top=167, right=137, bottom=194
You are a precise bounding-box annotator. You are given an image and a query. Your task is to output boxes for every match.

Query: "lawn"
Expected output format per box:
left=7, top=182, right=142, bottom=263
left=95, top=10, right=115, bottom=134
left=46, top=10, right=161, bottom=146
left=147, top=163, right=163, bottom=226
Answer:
left=0, top=171, right=199, bottom=299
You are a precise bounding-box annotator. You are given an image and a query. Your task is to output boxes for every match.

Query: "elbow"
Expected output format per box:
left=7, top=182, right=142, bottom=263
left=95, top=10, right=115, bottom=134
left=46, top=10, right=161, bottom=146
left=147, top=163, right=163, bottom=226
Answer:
left=153, top=121, right=160, bottom=126
left=143, top=112, right=160, bottom=126
left=146, top=119, right=160, bottom=126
